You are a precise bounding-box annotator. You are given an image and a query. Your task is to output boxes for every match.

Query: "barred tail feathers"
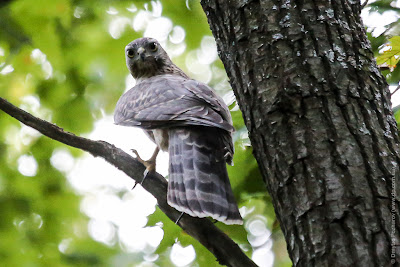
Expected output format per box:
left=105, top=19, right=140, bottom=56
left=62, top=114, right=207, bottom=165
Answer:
left=167, top=127, right=242, bottom=225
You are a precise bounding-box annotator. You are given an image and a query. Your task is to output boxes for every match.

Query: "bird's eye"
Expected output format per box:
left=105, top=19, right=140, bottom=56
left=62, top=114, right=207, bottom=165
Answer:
left=149, top=42, right=158, bottom=52
left=126, top=49, right=135, bottom=58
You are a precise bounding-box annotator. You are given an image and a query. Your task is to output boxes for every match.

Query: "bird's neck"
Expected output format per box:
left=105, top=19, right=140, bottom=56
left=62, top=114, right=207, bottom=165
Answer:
left=159, top=63, right=189, bottom=79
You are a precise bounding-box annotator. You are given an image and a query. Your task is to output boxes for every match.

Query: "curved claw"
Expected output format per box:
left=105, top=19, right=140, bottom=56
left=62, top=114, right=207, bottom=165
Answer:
left=132, top=182, right=138, bottom=190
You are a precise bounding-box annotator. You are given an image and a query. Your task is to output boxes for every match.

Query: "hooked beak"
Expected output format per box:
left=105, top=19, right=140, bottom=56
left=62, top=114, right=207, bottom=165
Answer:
left=137, top=47, right=145, bottom=61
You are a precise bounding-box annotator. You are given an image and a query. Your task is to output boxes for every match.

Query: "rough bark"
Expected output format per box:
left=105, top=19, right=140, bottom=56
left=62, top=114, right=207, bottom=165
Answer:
left=0, top=97, right=257, bottom=267
left=201, top=0, right=400, bottom=266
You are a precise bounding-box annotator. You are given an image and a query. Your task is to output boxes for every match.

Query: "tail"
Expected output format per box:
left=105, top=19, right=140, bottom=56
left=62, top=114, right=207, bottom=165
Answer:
left=167, top=127, right=242, bottom=225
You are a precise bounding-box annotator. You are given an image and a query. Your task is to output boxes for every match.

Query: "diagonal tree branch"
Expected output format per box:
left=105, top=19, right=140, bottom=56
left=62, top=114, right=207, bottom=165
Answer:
left=0, top=97, right=257, bottom=267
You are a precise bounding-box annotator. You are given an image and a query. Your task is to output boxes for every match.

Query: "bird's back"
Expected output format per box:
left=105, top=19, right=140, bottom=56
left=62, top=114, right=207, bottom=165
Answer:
left=115, top=38, right=242, bottom=224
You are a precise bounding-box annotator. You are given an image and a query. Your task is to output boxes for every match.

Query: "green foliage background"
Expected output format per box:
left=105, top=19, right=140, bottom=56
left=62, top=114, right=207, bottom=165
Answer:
left=0, top=0, right=399, bottom=266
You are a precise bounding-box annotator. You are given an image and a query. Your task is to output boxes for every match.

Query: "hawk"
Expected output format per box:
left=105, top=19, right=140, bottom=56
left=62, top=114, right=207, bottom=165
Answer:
left=114, top=37, right=242, bottom=225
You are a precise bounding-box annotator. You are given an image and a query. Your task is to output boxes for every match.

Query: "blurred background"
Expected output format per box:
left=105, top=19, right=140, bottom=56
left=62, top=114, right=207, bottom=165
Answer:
left=0, top=0, right=399, bottom=266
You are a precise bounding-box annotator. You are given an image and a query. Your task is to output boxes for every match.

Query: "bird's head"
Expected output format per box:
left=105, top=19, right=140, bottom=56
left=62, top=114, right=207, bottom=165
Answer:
left=125, top=37, right=174, bottom=79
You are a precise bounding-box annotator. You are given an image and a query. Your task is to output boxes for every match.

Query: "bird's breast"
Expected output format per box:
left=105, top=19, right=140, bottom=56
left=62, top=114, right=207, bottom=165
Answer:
left=152, top=129, right=169, bottom=151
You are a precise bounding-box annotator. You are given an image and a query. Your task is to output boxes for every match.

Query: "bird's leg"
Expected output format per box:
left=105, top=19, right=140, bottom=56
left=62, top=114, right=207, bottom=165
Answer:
left=175, top=212, right=185, bottom=225
left=131, top=147, right=160, bottom=187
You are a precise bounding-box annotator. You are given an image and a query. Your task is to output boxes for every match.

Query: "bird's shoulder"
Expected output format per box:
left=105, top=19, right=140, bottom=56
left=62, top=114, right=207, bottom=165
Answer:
left=120, top=74, right=223, bottom=109
left=144, top=74, right=229, bottom=113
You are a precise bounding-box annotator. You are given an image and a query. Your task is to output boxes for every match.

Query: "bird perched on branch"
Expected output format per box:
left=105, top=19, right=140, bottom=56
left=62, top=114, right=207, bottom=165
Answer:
left=114, top=37, right=242, bottom=225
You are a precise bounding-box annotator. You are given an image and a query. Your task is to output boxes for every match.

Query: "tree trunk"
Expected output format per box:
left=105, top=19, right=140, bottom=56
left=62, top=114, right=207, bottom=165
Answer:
left=201, top=1, right=400, bottom=266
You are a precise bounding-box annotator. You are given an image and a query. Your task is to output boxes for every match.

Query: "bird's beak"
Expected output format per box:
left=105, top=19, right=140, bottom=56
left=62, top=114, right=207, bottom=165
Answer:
left=137, top=47, right=145, bottom=61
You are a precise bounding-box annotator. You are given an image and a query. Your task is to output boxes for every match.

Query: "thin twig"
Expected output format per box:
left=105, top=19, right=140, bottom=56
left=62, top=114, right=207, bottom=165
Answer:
left=361, top=0, right=369, bottom=9
left=0, top=97, right=257, bottom=267
left=391, top=84, right=400, bottom=96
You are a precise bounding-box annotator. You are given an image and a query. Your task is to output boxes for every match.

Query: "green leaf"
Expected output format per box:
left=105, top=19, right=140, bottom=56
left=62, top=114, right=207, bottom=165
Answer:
left=376, top=36, right=400, bottom=69
left=394, top=104, right=400, bottom=127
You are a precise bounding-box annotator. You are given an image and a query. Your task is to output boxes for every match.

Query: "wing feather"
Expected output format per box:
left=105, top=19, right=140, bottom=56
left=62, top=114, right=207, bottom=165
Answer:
left=114, top=74, right=234, bottom=132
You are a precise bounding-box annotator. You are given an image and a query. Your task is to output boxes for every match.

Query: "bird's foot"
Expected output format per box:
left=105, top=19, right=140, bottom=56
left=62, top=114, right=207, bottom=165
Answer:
left=131, top=149, right=157, bottom=173
left=131, top=149, right=156, bottom=188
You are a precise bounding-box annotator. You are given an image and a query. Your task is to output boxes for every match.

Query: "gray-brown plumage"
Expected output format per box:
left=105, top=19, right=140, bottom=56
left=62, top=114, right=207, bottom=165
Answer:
left=114, top=37, right=242, bottom=225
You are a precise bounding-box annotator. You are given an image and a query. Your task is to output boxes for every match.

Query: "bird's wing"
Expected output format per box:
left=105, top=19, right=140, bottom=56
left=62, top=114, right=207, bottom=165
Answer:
left=114, top=74, right=234, bottom=132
